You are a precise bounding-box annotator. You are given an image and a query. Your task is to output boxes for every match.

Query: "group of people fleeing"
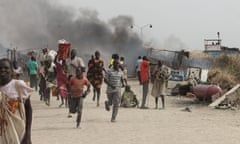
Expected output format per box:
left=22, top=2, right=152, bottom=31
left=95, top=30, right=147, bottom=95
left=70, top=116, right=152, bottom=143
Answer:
left=0, top=46, right=170, bottom=143
left=33, top=48, right=130, bottom=125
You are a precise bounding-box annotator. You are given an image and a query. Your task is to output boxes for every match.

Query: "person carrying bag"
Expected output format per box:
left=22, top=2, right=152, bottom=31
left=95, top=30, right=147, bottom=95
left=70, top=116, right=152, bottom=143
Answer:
left=0, top=58, right=34, bottom=144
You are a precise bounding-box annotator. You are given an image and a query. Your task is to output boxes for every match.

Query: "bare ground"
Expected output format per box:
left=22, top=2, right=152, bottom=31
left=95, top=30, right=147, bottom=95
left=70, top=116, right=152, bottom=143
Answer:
left=31, top=79, right=240, bottom=144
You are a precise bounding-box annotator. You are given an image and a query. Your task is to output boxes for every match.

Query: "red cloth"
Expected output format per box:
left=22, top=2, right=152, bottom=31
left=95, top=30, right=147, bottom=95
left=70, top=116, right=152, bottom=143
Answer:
left=140, top=60, right=150, bottom=83
left=58, top=85, right=68, bottom=98
left=58, top=43, right=71, bottom=60
left=56, top=63, right=67, bottom=84
left=56, top=63, right=68, bottom=98
left=193, top=84, right=222, bottom=101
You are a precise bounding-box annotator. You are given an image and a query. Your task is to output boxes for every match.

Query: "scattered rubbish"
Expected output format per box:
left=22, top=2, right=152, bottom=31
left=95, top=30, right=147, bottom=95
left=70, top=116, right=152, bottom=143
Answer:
left=209, top=84, right=240, bottom=109
left=181, top=107, right=192, bottom=112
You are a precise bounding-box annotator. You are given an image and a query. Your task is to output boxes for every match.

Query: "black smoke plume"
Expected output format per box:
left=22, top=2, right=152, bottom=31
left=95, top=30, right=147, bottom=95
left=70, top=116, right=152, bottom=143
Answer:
left=0, top=0, right=145, bottom=76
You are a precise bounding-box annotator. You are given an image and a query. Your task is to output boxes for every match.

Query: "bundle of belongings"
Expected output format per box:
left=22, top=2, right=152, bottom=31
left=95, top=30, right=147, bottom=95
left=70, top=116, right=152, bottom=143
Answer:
left=171, top=77, right=222, bottom=102
left=120, top=85, right=139, bottom=108
left=171, top=78, right=198, bottom=96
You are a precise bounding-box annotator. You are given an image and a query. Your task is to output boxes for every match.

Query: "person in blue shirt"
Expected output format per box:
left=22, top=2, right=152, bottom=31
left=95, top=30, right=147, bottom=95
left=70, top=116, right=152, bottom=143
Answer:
left=27, top=56, right=38, bottom=91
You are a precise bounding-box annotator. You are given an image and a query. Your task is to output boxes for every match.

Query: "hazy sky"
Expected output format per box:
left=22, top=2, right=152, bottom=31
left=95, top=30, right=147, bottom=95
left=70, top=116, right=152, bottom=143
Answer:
left=58, top=0, right=240, bottom=50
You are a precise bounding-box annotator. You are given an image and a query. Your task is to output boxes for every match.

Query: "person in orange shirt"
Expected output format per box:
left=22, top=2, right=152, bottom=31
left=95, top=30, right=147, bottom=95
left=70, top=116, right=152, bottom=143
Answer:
left=140, top=56, right=150, bottom=109
left=69, top=67, right=90, bottom=128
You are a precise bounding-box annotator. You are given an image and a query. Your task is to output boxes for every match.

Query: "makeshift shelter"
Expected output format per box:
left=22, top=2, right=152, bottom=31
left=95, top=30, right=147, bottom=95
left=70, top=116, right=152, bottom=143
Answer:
left=146, top=48, right=213, bottom=80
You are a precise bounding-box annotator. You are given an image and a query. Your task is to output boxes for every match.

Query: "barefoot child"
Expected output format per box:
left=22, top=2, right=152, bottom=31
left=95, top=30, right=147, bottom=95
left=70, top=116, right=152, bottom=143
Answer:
left=69, top=67, right=90, bottom=128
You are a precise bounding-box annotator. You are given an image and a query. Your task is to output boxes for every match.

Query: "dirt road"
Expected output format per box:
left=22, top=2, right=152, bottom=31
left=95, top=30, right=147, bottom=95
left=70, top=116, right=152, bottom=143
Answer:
left=31, top=79, right=240, bottom=144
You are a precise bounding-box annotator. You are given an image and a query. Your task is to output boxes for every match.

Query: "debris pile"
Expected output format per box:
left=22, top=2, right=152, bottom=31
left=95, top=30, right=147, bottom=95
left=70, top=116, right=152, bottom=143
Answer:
left=171, top=54, right=240, bottom=108
left=206, top=55, right=240, bottom=109
left=209, top=84, right=240, bottom=109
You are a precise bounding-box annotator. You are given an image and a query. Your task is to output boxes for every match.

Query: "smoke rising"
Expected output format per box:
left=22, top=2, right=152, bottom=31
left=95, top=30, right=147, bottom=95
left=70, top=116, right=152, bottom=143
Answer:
left=163, top=34, right=188, bottom=51
left=0, top=0, right=145, bottom=75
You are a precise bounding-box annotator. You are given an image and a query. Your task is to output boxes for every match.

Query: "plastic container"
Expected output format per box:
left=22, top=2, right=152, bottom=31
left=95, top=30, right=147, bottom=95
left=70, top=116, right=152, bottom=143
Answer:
left=58, top=39, right=71, bottom=61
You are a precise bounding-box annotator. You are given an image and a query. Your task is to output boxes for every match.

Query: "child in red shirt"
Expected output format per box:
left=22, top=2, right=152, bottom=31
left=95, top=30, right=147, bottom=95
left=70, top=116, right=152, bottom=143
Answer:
left=69, top=67, right=90, bottom=128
